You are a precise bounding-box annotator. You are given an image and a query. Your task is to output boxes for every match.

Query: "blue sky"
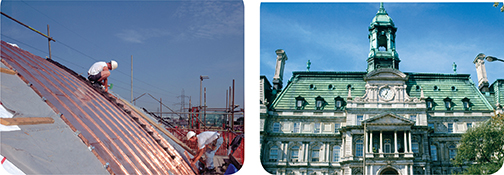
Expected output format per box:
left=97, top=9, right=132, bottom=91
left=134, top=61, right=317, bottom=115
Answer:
left=1, top=0, right=244, bottom=114
left=261, top=2, right=504, bottom=89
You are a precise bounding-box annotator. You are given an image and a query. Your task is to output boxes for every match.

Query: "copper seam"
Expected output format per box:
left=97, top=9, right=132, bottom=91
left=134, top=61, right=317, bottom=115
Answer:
left=42, top=57, right=192, bottom=174
left=13, top=50, right=143, bottom=174
left=33, top=58, right=156, bottom=175
left=32, top=49, right=184, bottom=174
left=1, top=46, right=130, bottom=174
left=40, top=59, right=169, bottom=174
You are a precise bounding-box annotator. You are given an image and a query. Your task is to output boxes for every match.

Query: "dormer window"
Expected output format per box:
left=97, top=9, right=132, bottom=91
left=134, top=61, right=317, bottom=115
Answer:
left=462, top=97, right=471, bottom=111
left=426, top=97, right=434, bottom=110
left=443, top=97, right=453, bottom=110
left=334, top=96, right=346, bottom=110
left=295, top=96, right=306, bottom=110
left=315, top=96, right=326, bottom=110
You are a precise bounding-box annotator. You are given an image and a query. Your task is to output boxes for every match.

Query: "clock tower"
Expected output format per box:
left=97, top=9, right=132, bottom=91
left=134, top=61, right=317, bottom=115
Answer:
left=367, top=2, right=400, bottom=73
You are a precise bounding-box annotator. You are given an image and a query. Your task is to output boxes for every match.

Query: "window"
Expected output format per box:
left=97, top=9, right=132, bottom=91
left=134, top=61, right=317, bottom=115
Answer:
left=269, top=145, right=279, bottom=162
left=333, top=146, right=340, bottom=162
left=412, top=139, right=419, bottom=153
left=448, top=123, right=453, bottom=133
left=293, top=122, right=300, bottom=133
left=356, top=115, right=363, bottom=126
left=314, top=123, right=321, bottom=133
left=467, top=123, right=472, bottom=129
left=334, top=96, right=345, bottom=110
left=312, top=146, right=320, bottom=162
left=426, top=97, right=434, bottom=110
left=273, top=123, right=280, bottom=132
left=384, top=139, right=391, bottom=153
left=430, top=145, right=438, bottom=161
left=449, top=145, right=457, bottom=159
left=415, top=85, right=421, bottom=91
left=356, top=139, right=363, bottom=157
left=334, top=123, right=341, bottom=133
left=410, top=115, right=417, bottom=123
left=443, top=97, right=452, bottom=110
left=291, top=146, right=299, bottom=162
left=462, top=97, right=471, bottom=111
left=428, top=123, right=434, bottom=129
left=315, top=96, right=325, bottom=110
left=295, top=96, right=306, bottom=110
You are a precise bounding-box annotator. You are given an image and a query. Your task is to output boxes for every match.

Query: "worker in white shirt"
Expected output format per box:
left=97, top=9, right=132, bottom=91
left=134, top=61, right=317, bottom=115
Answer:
left=87, top=60, right=118, bottom=92
left=187, top=131, right=224, bottom=173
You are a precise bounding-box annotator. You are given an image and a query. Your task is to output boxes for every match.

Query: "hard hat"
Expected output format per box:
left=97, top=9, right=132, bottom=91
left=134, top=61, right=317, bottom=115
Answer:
left=187, top=131, right=196, bottom=140
left=110, top=60, right=118, bottom=70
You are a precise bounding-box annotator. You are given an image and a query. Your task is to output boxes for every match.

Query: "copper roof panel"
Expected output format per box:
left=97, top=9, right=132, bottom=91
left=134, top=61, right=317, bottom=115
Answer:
left=1, top=41, right=194, bottom=175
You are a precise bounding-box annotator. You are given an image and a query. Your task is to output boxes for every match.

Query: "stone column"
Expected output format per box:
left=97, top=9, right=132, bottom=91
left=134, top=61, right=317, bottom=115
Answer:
left=379, top=131, right=383, bottom=157
left=410, top=164, right=414, bottom=175
left=404, top=131, right=407, bottom=153
left=394, top=131, right=399, bottom=157
left=409, top=132, right=412, bottom=153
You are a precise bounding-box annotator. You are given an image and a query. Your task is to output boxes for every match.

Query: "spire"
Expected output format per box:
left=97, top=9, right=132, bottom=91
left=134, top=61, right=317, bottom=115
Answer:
left=377, top=2, right=388, bottom=15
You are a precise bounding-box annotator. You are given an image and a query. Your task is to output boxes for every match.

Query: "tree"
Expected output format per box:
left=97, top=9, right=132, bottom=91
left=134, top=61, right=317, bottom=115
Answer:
left=494, top=2, right=504, bottom=12
left=454, top=114, right=504, bottom=174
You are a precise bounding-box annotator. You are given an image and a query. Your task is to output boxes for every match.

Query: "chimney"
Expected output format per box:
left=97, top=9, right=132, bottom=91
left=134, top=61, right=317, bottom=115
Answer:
left=473, top=53, right=489, bottom=92
left=273, top=49, right=288, bottom=90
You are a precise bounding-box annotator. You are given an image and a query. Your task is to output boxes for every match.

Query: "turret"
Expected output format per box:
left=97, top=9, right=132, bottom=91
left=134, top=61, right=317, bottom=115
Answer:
left=367, top=3, right=400, bottom=72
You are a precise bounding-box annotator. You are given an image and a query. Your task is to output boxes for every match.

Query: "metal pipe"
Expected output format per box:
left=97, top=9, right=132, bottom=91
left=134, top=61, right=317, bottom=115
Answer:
left=1, top=12, right=55, bottom=41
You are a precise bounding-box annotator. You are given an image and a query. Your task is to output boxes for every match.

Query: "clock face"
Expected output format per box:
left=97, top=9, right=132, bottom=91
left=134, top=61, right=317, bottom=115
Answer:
left=379, top=87, right=394, bottom=101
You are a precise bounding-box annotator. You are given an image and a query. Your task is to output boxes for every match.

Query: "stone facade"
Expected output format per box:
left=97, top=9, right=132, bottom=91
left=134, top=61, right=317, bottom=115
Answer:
left=260, top=3, right=503, bottom=175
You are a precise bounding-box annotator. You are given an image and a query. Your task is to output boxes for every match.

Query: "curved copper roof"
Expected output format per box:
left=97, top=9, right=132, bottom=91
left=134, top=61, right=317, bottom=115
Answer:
left=1, top=41, right=195, bottom=175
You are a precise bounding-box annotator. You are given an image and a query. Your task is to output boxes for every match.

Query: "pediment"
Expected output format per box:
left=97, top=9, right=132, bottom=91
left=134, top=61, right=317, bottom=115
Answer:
left=363, top=113, right=414, bottom=125
left=364, top=68, right=408, bottom=81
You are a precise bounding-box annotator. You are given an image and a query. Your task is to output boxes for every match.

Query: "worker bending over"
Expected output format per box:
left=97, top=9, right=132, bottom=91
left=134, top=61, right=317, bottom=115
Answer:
left=87, top=60, right=117, bottom=92
left=187, top=131, right=224, bottom=173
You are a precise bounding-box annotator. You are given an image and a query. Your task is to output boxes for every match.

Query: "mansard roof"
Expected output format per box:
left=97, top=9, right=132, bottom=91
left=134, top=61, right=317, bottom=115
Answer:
left=270, top=70, right=495, bottom=112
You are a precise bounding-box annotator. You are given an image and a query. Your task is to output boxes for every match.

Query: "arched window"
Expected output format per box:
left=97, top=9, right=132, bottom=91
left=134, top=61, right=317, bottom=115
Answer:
left=384, top=139, right=391, bottom=153
left=332, top=146, right=340, bottom=162
left=269, top=145, right=279, bottom=162
left=290, top=146, right=300, bottom=162
left=311, top=146, right=320, bottom=162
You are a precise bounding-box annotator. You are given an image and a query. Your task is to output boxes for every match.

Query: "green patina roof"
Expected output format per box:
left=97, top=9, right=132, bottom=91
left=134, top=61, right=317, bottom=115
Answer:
left=271, top=71, right=495, bottom=112
left=489, top=79, right=504, bottom=106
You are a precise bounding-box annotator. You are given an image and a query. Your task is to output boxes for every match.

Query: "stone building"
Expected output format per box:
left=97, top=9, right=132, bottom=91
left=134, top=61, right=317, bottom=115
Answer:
left=260, top=3, right=504, bottom=175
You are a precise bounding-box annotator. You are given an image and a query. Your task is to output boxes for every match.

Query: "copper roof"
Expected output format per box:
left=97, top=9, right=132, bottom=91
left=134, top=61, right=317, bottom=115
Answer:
left=1, top=41, right=195, bottom=175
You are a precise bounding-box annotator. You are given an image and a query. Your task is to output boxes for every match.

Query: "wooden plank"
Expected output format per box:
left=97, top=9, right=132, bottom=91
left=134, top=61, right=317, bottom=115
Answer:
left=0, top=117, right=54, bottom=126
left=0, top=67, right=16, bottom=75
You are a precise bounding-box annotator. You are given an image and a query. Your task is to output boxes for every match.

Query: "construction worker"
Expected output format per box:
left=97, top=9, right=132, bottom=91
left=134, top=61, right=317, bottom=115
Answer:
left=187, top=131, right=223, bottom=173
left=87, top=60, right=118, bottom=92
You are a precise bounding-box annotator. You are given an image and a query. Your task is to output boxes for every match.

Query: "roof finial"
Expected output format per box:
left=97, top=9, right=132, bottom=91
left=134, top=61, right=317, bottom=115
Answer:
left=452, top=62, right=457, bottom=74
left=307, top=60, right=311, bottom=71
left=377, top=2, right=388, bottom=15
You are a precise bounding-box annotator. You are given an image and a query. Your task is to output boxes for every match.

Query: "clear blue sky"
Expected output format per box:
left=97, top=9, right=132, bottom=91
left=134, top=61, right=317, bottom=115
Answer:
left=261, top=2, right=504, bottom=89
left=1, top=0, right=244, bottom=114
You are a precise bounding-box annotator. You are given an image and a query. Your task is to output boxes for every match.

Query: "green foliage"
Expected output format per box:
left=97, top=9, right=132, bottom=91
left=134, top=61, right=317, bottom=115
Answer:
left=454, top=114, right=504, bottom=174
left=494, top=2, right=504, bottom=12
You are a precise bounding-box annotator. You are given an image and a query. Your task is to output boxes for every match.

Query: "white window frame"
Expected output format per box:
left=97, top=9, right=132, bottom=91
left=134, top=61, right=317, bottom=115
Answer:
left=273, top=123, right=280, bottom=133
left=332, top=145, right=340, bottom=162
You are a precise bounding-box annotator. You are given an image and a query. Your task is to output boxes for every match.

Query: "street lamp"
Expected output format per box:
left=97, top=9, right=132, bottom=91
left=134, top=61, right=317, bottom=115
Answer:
left=200, top=75, right=209, bottom=128
left=485, top=55, right=504, bottom=63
